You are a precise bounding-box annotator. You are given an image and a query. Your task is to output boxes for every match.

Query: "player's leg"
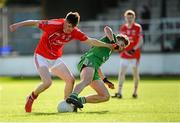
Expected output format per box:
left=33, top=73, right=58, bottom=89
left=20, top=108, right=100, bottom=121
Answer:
left=34, top=66, right=52, bottom=95
left=118, top=64, right=128, bottom=95
left=73, top=66, right=94, bottom=94
left=66, top=66, right=94, bottom=108
left=25, top=54, right=52, bottom=112
left=51, top=59, right=75, bottom=99
left=112, top=59, right=128, bottom=98
left=131, top=59, right=140, bottom=98
left=83, top=80, right=110, bottom=103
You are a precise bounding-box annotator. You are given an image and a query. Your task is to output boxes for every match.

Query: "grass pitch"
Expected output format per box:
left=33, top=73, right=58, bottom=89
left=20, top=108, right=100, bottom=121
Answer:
left=0, top=76, right=180, bottom=122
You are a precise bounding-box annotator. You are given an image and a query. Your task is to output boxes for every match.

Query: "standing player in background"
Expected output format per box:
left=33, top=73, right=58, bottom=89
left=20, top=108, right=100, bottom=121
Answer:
left=112, top=10, right=143, bottom=98
left=9, top=12, right=116, bottom=113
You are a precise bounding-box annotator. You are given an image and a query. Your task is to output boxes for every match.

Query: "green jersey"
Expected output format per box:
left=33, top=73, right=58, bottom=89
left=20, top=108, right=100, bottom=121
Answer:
left=78, top=35, right=116, bottom=80
left=81, top=35, right=116, bottom=65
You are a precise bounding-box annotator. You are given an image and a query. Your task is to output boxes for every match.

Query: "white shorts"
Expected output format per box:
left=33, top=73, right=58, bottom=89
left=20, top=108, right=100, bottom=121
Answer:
left=34, top=54, right=64, bottom=71
left=120, top=58, right=139, bottom=68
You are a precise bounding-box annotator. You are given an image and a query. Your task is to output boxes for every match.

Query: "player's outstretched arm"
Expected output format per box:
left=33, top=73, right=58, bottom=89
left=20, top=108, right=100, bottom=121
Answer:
left=104, top=26, right=123, bottom=51
left=98, top=68, right=106, bottom=80
left=104, top=26, right=114, bottom=42
left=9, top=20, right=40, bottom=32
left=82, top=26, right=120, bottom=50
left=83, top=37, right=113, bottom=49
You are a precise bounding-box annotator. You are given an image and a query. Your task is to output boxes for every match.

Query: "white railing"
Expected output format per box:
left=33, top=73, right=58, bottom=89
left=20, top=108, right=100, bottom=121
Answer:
left=1, top=5, right=180, bottom=54
left=79, top=18, right=180, bottom=52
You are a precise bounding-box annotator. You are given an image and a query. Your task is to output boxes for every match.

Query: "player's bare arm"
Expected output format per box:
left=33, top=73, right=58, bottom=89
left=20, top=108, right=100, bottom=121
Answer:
left=133, top=25, right=143, bottom=50
left=98, top=68, right=115, bottom=89
left=104, top=26, right=114, bottom=42
left=104, top=26, right=129, bottom=52
left=83, top=37, right=113, bottom=49
left=82, top=26, right=123, bottom=50
left=104, top=26, right=122, bottom=51
left=9, top=20, right=40, bottom=32
left=127, top=25, right=143, bottom=55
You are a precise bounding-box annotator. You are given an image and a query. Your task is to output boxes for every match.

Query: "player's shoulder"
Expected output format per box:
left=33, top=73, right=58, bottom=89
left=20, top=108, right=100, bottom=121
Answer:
left=74, top=27, right=80, bottom=31
left=51, top=18, right=65, bottom=22
left=133, top=23, right=142, bottom=29
left=120, top=23, right=127, bottom=28
left=73, top=27, right=84, bottom=33
left=119, top=24, right=127, bottom=31
left=71, top=27, right=87, bottom=39
left=48, top=18, right=64, bottom=25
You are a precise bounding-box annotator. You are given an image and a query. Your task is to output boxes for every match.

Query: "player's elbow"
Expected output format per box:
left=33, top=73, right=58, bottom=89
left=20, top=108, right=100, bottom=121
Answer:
left=104, top=26, right=112, bottom=34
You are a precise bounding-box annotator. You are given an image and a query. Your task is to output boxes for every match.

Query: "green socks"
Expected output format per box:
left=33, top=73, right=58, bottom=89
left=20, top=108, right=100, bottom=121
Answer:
left=70, top=93, right=86, bottom=104
left=70, top=92, right=78, bottom=99
left=78, top=97, right=86, bottom=104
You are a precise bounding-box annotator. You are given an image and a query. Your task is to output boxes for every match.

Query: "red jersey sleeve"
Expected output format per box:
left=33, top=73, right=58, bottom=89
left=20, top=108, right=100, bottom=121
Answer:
left=73, top=28, right=88, bottom=41
left=38, top=19, right=63, bottom=33
left=133, top=26, right=143, bottom=49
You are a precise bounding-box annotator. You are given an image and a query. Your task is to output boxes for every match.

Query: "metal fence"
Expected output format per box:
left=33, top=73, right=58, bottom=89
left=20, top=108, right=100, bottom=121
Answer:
left=79, top=18, right=180, bottom=52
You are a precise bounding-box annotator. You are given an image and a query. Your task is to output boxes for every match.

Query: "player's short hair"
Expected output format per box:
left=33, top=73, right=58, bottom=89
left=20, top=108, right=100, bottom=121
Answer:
left=116, top=34, right=130, bottom=48
left=65, top=12, right=80, bottom=27
left=124, top=10, right=136, bottom=18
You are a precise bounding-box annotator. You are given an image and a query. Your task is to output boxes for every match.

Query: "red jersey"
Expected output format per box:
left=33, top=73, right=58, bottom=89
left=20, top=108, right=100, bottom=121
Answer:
left=35, top=19, right=88, bottom=59
left=119, top=23, right=142, bottom=60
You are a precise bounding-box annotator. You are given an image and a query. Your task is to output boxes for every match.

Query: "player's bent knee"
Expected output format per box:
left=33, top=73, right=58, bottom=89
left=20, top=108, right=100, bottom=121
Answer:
left=43, top=81, right=52, bottom=89
left=66, top=76, right=75, bottom=84
left=70, top=77, right=75, bottom=84
left=102, top=93, right=110, bottom=102
left=104, top=95, right=110, bottom=102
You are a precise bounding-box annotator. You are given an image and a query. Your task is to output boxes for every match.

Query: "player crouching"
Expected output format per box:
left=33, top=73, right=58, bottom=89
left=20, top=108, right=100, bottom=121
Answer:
left=66, top=26, right=130, bottom=110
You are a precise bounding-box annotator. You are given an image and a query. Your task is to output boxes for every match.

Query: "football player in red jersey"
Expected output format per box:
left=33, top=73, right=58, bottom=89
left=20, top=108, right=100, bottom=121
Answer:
left=112, top=10, right=143, bottom=98
left=9, top=12, right=115, bottom=112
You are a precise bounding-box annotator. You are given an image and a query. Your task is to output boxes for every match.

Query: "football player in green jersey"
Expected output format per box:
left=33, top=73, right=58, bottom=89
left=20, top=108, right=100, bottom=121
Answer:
left=66, top=26, right=129, bottom=109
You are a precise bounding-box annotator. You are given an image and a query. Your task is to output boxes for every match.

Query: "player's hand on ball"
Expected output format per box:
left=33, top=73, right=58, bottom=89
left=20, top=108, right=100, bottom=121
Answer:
left=9, top=24, right=19, bottom=32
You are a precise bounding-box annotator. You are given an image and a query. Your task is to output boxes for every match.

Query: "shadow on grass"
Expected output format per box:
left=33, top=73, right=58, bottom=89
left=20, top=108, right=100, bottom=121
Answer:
left=31, top=110, right=109, bottom=115
left=79, top=110, right=109, bottom=114
left=111, top=97, right=139, bottom=100
left=32, top=112, right=59, bottom=115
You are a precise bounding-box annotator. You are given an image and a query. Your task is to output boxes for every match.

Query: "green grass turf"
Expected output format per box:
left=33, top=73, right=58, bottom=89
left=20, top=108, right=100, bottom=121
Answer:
left=0, top=77, right=180, bottom=122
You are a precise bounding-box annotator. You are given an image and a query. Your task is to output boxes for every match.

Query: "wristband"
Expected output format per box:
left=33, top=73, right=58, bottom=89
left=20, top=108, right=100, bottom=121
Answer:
left=103, top=77, right=108, bottom=83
